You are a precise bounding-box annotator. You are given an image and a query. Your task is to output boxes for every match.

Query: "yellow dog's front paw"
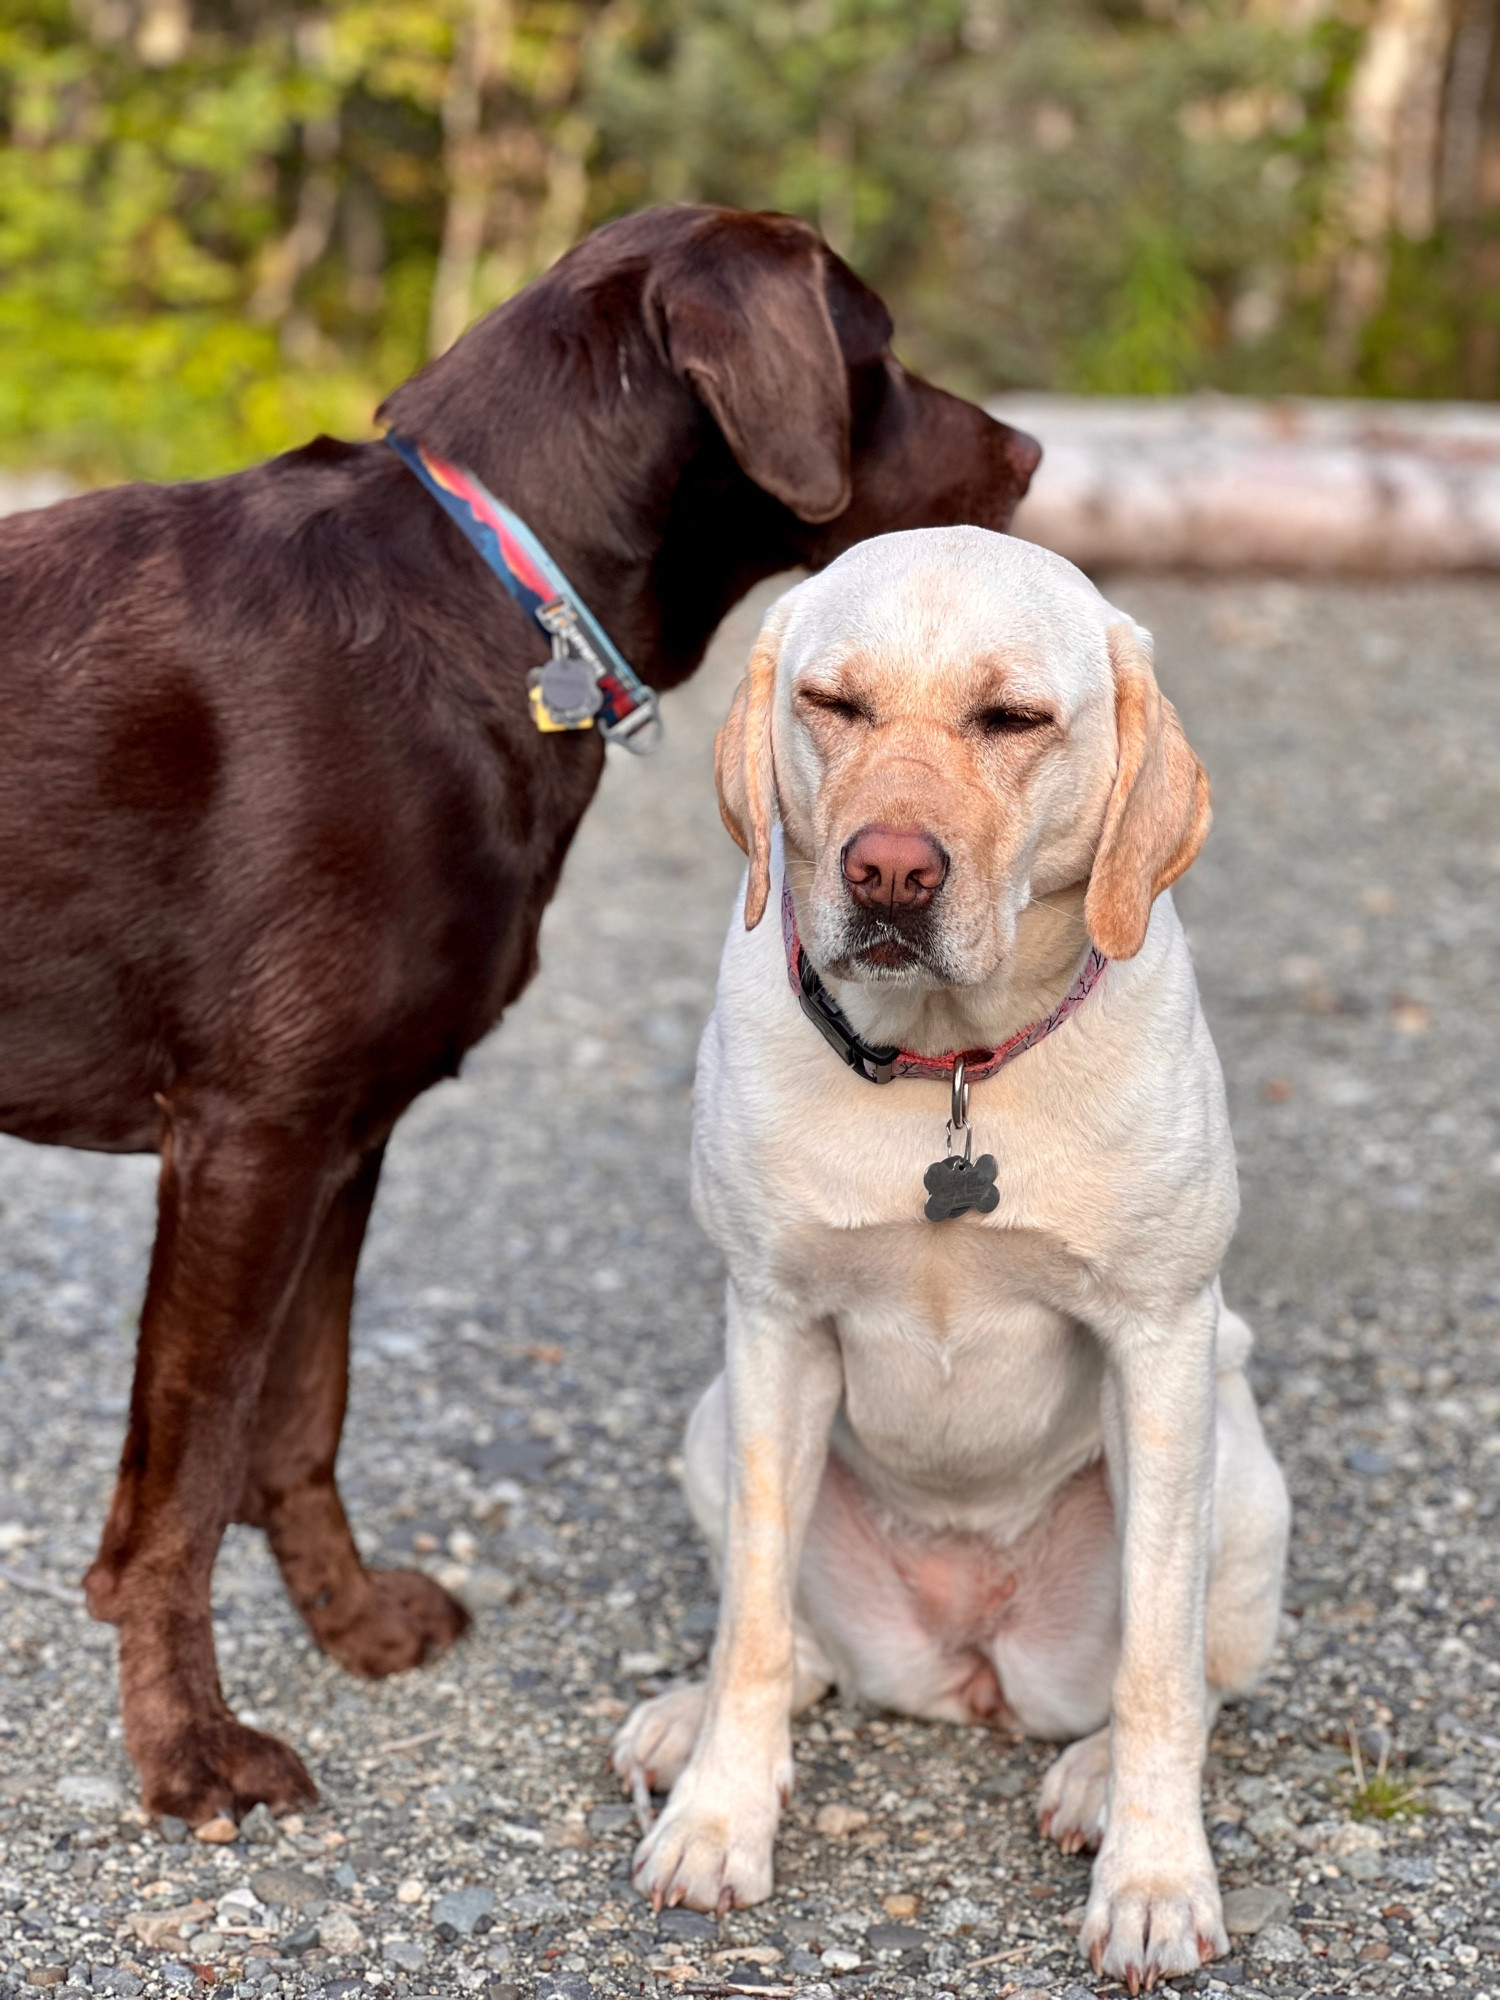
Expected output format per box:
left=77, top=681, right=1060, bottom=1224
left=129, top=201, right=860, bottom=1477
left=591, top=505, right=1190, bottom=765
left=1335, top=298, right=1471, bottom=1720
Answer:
left=1038, top=1724, right=1110, bottom=1855
left=631, top=1790, right=778, bottom=1915
left=1079, top=1834, right=1226, bottom=1993
left=612, top=1684, right=708, bottom=1799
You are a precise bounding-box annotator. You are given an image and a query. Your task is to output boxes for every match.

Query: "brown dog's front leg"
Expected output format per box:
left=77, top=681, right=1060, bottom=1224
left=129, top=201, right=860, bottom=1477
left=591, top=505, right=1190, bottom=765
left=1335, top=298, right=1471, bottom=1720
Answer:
left=235, top=1144, right=470, bottom=1676
left=85, top=1094, right=349, bottom=1825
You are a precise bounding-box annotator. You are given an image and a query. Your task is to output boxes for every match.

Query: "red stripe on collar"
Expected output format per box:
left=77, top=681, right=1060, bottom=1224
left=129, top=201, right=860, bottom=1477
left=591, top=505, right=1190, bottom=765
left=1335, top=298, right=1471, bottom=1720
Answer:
left=780, top=874, right=1106, bottom=1085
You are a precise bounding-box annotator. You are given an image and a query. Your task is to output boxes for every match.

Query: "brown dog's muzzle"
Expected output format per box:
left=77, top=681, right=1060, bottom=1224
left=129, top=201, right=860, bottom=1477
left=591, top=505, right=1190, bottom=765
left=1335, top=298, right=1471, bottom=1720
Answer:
left=841, top=824, right=949, bottom=913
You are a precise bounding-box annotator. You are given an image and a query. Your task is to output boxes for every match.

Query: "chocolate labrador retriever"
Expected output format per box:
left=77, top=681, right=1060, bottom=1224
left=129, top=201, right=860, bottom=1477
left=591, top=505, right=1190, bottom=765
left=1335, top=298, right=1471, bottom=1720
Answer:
left=0, top=204, right=1038, bottom=1823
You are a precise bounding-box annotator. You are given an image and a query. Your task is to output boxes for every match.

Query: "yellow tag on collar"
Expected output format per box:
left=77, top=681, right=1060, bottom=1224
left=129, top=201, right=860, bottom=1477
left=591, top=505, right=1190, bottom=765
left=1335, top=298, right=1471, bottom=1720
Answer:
left=528, top=683, right=596, bottom=733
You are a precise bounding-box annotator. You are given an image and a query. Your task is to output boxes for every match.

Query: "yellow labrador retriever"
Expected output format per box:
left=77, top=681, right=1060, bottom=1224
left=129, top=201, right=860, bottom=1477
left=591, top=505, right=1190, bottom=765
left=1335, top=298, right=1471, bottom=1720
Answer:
left=613, top=527, right=1289, bottom=1991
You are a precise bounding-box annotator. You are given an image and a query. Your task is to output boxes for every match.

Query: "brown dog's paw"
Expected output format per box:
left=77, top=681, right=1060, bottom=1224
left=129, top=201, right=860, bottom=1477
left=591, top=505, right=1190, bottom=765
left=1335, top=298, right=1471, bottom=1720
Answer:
left=138, top=1718, right=317, bottom=1826
left=309, top=1567, right=471, bottom=1678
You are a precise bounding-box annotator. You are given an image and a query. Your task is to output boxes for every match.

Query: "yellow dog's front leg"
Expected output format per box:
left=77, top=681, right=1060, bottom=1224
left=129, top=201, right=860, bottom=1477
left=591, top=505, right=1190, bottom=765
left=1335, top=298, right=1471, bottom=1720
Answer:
left=631, top=1283, right=842, bottom=1913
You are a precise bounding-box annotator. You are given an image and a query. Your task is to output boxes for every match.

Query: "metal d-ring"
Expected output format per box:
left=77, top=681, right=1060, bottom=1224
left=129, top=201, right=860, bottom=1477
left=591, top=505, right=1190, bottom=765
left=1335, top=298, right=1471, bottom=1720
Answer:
left=946, top=1055, right=973, bottom=1165
left=950, top=1054, right=970, bottom=1133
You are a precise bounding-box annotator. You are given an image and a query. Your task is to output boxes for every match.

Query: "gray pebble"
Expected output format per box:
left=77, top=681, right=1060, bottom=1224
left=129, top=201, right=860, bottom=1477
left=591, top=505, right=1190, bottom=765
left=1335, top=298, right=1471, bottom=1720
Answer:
left=655, top=1905, right=717, bottom=1943
left=54, top=1777, right=122, bottom=1815
left=1220, top=1885, right=1291, bottom=1935
left=866, top=1922, right=929, bottom=1952
left=249, top=1867, right=327, bottom=1912
left=381, top=1938, right=427, bottom=1971
left=1249, top=1921, right=1306, bottom=1962
left=239, top=1803, right=279, bottom=1845
left=430, top=1884, right=495, bottom=1935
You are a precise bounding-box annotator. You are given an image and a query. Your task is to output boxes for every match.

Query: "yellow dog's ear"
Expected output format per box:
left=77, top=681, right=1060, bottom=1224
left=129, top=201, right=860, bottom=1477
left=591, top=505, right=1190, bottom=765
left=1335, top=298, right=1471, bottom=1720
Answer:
left=1085, top=621, right=1211, bottom=960
left=714, top=602, right=787, bottom=929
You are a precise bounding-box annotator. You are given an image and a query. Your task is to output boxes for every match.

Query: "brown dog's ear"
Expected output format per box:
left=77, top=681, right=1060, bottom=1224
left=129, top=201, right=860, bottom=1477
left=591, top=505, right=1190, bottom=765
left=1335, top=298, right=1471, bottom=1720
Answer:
left=651, top=217, right=852, bottom=523
left=1084, top=621, right=1211, bottom=960
left=715, top=603, right=787, bottom=929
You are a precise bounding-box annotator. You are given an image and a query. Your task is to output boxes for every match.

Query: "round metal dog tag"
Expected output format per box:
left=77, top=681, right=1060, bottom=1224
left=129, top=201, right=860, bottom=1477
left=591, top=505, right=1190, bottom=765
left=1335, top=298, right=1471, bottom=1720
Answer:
left=536, top=651, right=603, bottom=727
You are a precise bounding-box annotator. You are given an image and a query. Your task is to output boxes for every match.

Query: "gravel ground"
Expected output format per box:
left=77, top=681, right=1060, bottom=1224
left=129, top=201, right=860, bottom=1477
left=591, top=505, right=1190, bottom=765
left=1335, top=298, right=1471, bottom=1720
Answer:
left=0, top=572, right=1496, bottom=2000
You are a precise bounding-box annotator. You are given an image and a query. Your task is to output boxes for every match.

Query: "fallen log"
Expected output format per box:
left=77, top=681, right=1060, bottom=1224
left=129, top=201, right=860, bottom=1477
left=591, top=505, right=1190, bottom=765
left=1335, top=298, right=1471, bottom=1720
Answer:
left=993, top=393, right=1500, bottom=572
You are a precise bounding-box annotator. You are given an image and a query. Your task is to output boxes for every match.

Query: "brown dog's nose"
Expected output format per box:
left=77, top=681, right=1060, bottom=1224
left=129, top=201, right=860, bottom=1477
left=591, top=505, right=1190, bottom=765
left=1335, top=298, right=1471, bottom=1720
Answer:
left=841, top=825, right=948, bottom=911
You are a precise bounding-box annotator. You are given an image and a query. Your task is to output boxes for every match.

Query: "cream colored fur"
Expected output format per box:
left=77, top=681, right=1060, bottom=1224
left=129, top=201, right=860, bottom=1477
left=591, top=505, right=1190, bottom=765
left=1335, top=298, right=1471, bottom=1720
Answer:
left=613, top=528, right=1289, bottom=1991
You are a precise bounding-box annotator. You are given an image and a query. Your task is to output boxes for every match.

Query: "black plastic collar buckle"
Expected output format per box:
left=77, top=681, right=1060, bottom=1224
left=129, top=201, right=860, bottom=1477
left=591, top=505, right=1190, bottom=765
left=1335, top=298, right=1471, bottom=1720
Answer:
left=795, top=951, right=899, bottom=1085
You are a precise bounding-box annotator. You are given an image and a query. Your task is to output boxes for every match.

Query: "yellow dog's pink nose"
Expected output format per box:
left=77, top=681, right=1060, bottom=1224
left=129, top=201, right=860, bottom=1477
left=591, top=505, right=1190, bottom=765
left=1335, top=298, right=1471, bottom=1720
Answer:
left=841, top=825, right=948, bottom=911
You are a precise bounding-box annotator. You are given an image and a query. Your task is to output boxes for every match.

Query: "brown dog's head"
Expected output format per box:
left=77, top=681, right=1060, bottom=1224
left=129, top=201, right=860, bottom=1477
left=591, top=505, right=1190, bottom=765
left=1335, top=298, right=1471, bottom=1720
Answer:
left=716, top=528, right=1209, bottom=989
left=378, top=207, right=1040, bottom=684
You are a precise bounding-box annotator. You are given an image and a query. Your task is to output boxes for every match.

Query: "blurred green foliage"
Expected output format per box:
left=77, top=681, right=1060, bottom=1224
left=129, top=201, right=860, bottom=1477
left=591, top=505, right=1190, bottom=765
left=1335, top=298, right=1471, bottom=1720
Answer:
left=0, top=0, right=1493, bottom=480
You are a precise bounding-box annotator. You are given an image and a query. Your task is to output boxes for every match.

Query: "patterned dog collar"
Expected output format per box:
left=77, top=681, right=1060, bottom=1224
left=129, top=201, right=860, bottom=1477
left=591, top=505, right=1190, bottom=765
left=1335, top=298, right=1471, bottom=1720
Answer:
left=388, top=433, right=663, bottom=753
left=780, top=874, right=1106, bottom=1086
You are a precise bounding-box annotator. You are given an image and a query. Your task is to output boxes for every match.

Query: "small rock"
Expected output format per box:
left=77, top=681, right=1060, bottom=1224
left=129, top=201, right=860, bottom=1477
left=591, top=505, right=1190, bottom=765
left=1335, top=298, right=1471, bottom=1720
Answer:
left=1383, top=1854, right=1435, bottom=1886
left=156, top=1817, right=189, bottom=1845
left=1330, top=1820, right=1383, bottom=1855
left=506, top=1887, right=569, bottom=1923
left=158, top=1967, right=195, bottom=1991
left=26, top=1971, right=66, bottom=1990
left=192, top=1816, right=238, bottom=1845
left=382, top=1939, right=427, bottom=1972
left=238, top=1803, right=278, bottom=1845
left=867, top=1922, right=929, bottom=1952
left=820, top=1947, right=863, bottom=1972
left=655, top=1906, right=716, bottom=1943
left=317, top=1909, right=364, bottom=1954
left=55, top=1776, right=125, bottom=1815
left=976, top=1769, right=1027, bottom=1799
left=880, top=1893, right=920, bottom=1920
left=813, top=1802, right=869, bottom=1836
left=395, top=1876, right=425, bottom=1904
left=1428, top=1784, right=1473, bottom=1815
left=1342, top=1849, right=1383, bottom=1881
left=464, top=1568, right=519, bottom=1608
left=248, top=1866, right=327, bottom=1911
left=619, top=1650, right=666, bottom=1677
left=91, top=1972, right=143, bottom=1997
left=1252, top=1922, right=1307, bottom=1962
left=1222, top=1886, right=1291, bottom=1935
left=1347, top=1447, right=1391, bottom=1476
left=216, top=1887, right=264, bottom=1927
left=1244, top=1805, right=1297, bottom=1845
left=281, top=1923, right=320, bottom=1956
left=933, top=1895, right=987, bottom=1933
left=432, top=1886, right=495, bottom=1936
left=535, top=1976, right=592, bottom=2000
left=586, top=1804, right=635, bottom=1836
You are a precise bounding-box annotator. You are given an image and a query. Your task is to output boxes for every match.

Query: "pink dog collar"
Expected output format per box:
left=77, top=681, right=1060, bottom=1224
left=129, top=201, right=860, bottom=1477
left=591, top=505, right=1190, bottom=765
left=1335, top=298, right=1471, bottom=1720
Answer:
left=780, top=874, right=1106, bottom=1086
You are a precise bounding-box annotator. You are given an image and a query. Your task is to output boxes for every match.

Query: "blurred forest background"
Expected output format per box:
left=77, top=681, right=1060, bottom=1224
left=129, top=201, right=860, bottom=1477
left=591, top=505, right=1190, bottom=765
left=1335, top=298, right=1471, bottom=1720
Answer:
left=3, top=0, right=1500, bottom=479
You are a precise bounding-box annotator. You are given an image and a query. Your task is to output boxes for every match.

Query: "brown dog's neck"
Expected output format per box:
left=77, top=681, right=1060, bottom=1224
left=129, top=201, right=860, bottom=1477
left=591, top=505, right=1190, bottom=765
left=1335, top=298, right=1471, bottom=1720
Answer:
left=379, top=251, right=822, bottom=696
left=815, top=881, right=1096, bottom=1061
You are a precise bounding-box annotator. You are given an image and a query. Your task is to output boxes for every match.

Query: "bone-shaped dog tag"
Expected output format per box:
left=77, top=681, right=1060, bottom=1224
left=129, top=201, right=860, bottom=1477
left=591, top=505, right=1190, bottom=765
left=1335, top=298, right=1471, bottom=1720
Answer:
left=923, top=1151, right=1000, bottom=1223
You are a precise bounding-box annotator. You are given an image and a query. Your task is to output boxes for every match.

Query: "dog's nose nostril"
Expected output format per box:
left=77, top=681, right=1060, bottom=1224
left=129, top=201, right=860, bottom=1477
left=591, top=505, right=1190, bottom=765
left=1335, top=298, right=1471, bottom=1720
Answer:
left=841, top=826, right=949, bottom=911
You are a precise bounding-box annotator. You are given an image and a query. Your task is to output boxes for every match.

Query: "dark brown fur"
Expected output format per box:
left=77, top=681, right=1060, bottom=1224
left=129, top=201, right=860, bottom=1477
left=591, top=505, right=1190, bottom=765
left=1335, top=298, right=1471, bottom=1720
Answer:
left=0, top=205, right=1038, bottom=1821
